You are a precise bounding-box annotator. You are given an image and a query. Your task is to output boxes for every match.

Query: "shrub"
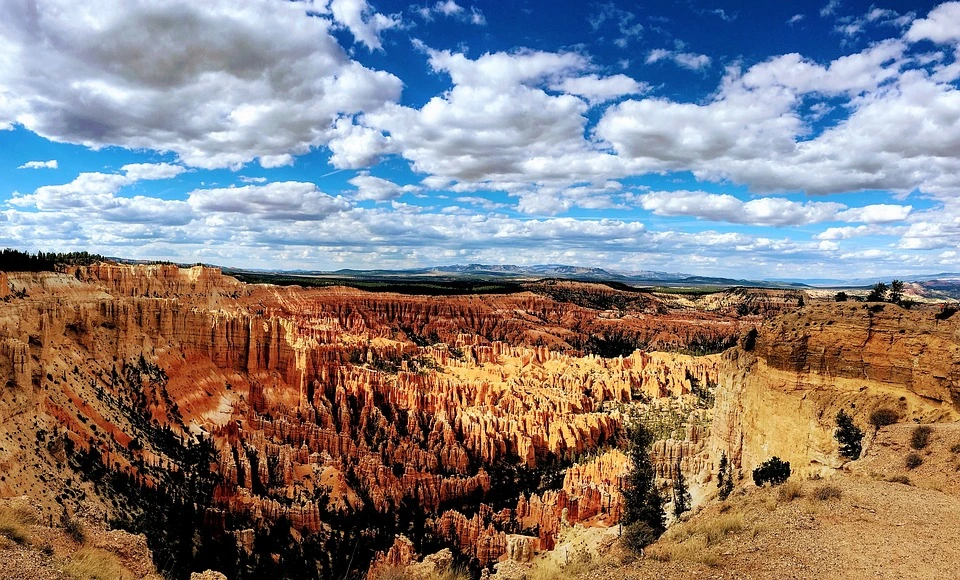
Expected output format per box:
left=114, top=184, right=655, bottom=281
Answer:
left=812, top=484, right=842, bottom=500
left=905, top=453, right=923, bottom=470
left=622, top=522, right=660, bottom=553
left=753, top=457, right=791, bottom=487
left=910, top=425, right=932, bottom=450
left=835, top=410, right=864, bottom=459
left=888, top=475, right=911, bottom=485
left=777, top=480, right=803, bottom=502
left=869, top=408, right=898, bottom=429
left=950, top=443, right=960, bottom=454
left=62, top=515, right=86, bottom=544
left=834, top=291, right=848, bottom=302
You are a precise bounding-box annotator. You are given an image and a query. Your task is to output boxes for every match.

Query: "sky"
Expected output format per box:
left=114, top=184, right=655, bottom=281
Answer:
left=1, top=0, right=959, bottom=278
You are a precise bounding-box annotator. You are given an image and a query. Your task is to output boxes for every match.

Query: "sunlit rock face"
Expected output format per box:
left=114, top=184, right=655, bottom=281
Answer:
left=0, top=264, right=818, bottom=576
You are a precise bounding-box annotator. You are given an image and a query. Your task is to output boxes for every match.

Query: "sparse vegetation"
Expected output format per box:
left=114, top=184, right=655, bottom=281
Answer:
left=835, top=409, right=864, bottom=459
left=911, top=425, right=932, bottom=450
left=0, top=505, right=33, bottom=545
left=905, top=453, right=923, bottom=470
left=752, top=457, right=791, bottom=487
left=777, top=480, right=803, bottom=502
left=812, top=484, right=842, bottom=501
left=648, top=512, right=747, bottom=566
left=869, top=408, right=899, bottom=429
left=62, top=515, right=86, bottom=544
left=950, top=443, right=960, bottom=454
left=63, top=546, right=136, bottom=580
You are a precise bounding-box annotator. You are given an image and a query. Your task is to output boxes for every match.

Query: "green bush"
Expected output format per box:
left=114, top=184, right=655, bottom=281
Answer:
left=752, top=457, right=791, bottom=487
left=910, top=425, right=932, bottom=450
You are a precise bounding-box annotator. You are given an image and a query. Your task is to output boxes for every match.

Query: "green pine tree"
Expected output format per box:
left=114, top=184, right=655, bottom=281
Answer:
left=672, top=461, right=691, bottom=518
left=621, top=423, right=666, bottom=551
left=717, top=452, right=734, bottom=500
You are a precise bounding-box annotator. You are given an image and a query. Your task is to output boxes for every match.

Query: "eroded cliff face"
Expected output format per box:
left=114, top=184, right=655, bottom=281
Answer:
left=709, top=303, right=960, bottom=479
left=5, top=264, right=958, bottom=577
left=0, top=265, right=731, bottom=577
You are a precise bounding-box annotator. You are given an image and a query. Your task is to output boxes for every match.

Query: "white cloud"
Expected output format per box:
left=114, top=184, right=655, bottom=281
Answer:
left=10, top=163, right=191, bottom=224
left=413, top=1, right=486, bottom=25
left=637, top=190, right=913, bottom=227
left=319, top=0, right=401, bottom=51
left=821, top=1, right=841, bottom=18
left=364, top=47, right=621, bottom=192
left=787, top=14, right=805, bottom=25
left=187, top=182, right=351, bottom=220
left=0, top=0, right=402, bottom=169
left=549, top=74, right=648, bottom=105
left=12, top=163, right=185, bottom=211
left=348, top=173, right=420, bottom=201
left=17, top=159, right=57, bottom=169
left=907, top=2, right=960, bottom=44
left=646, top=49, right=712, bottom=71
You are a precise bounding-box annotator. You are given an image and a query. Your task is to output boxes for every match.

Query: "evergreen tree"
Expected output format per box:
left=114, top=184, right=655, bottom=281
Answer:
left=672, top=461, right=691, bottom=518
left=890, top=280, right=904, bottom=304
left=835, top=409, right=864, bottom=459
left=717, top=452, right=734, bottom=500
left=621, top=423, right=665, bottom=551
left=752, top=457, right=791, bottom=486
left=866, top=282, right=888, bottom=302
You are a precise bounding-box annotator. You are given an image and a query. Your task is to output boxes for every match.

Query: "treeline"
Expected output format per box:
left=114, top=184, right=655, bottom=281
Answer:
left=0, top=248, right=105, bottom=271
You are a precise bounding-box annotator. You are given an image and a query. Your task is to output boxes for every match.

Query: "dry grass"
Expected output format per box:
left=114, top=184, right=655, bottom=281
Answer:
left=530, top=549, right=604, bottom=580
left=777, top=480, right=804, bottom=502
left=647, top=511, right=748, bottom=567
left=378, top=564, right=471, bottom=580
left=812, top=484, right=842, bottom=501
left=647, top=534, right=720, bottom=567
left=0, top=505, right=34, bottom=545
left=63, top=547, right=136, bottom=580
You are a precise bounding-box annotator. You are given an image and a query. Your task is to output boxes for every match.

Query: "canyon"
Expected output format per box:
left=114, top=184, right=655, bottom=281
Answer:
left=0, top=264, right=958, bottom=578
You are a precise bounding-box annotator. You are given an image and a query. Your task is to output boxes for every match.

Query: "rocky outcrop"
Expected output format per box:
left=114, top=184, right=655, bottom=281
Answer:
left=708, top=303, right=960, bottom=479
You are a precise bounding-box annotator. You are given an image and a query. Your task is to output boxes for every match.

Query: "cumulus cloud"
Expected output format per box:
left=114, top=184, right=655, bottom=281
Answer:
left=10, top=162, right=191, bottom=224
left=637, top=190, right=913, bottom=227
left=12, top=163, right=185, bottom=211
left=187, top=182, right=350, bottom=220
left=363, top=47, right=622, bottom=191
left=348, top=173, right=420, bottom=201
left=906, top=2, right=960, bottom=43
left=549, top=74, right=649, bottom=105
left=0, top=0, right=402, bottom=169
left=18, top=159, right=57, bottom=169
left=320, top=0, right=401, bottom=51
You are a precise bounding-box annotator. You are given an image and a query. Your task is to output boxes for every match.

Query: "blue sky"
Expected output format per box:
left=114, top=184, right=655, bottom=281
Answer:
left=2, top=0, right=959, bottom=278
